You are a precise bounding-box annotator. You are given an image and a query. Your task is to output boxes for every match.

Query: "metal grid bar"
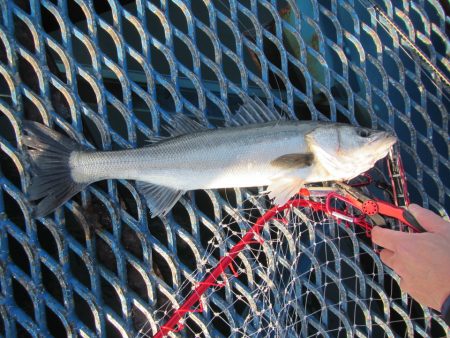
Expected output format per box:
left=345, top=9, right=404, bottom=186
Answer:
left=0, top=0, right=448, bottom=337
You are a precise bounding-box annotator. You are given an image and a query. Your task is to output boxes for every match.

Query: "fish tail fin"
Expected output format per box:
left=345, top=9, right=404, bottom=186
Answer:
left=22, top=121, right=87, bottom=217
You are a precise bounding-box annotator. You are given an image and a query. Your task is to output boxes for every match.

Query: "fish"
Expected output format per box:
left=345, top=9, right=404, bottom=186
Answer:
left=22, top=95, right=397, bottom=218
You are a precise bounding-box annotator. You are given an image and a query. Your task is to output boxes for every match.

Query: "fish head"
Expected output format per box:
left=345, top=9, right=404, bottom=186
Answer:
left=306, top=124, right=397, bottom=180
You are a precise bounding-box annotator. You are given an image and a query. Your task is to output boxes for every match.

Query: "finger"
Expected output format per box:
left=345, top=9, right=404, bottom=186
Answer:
left=399, top=276, right=406, bottom=292
left=371, top=226, right=410, bottom=251
left=379, top=248, right=395, bottom=269
left=379, top=249, right=409, bottom=277
left=398, top=276, right=412, bottom=296
left=408, top=204, right=449, bottom=233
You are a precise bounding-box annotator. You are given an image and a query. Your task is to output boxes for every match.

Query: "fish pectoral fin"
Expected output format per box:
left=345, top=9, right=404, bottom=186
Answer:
left=136, top=181, right=185, bottom=218
left=270, top=153, right=314, bottom=169
left=266, top=177, right=304, bottom=206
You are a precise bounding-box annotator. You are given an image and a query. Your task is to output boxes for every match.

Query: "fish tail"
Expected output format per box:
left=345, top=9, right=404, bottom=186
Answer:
left=22, top=121, right=87, bottom=217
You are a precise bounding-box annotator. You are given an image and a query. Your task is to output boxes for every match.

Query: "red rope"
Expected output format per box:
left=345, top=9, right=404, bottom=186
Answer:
left=152, top=199, right=327, bottom=338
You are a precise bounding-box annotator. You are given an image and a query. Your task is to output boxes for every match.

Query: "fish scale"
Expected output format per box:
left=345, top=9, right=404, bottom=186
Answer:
left=71, top=122, right=305, bottom=187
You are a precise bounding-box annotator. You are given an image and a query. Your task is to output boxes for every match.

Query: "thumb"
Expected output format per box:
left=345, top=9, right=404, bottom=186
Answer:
left=408, top=204, right=449, bottom=233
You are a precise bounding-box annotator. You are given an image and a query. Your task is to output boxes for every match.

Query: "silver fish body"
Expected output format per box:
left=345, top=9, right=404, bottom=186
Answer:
left=23, top=97, right=396, bottom=217
left=70, top=121, right=315, bottom=190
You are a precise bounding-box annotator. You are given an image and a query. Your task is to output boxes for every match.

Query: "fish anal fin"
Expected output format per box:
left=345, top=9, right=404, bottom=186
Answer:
left=136, top=181, right=184, bottom=218
left=267, top=177, right=304, bottom=206
left=271, top=153, right=314, bottom=169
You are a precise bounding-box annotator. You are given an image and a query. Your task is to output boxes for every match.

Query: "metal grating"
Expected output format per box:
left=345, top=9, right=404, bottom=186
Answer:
left=0, top=0, right=449, bottom=337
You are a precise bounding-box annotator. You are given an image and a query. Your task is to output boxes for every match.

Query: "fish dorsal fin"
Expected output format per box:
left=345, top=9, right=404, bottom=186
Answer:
left=266, top=177, right=304, bottom=206
left=136, top=181, right=185, bottom=218
left=271, top=153, right=314, bottom=169
left=146, top=135, right=167, bottom=144
left=230, top=95, right=285, bottom=126
left=164, top=113, right=207, bottom=137
left=146, top=113, right=207, bottom=144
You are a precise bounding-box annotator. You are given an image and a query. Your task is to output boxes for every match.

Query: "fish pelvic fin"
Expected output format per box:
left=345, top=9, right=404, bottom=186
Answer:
left=136, top=181, right=185, bottom=218
left=22, top=121, right=87, bottom=217
left=266, top=177, right=305, bottom=206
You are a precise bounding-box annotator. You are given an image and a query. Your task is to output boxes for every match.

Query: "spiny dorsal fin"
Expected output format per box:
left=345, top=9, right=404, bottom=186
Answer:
left=230, top=95, right=285, bottom=126
left=136, top=181, right=185, bottom=218
left=270, top=153, right=314, bottom=169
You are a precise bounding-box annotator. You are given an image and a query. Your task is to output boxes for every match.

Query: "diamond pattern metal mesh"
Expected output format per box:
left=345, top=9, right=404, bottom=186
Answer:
left=0, top=0, right=448, bottom=337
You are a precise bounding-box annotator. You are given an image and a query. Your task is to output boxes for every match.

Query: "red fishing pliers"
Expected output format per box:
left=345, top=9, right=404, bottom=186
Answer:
left=323, top=182, right=426, bottom=235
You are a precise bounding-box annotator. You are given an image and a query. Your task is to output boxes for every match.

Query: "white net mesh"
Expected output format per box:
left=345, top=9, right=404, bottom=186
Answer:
left=138, top=180, right=447, bottom=338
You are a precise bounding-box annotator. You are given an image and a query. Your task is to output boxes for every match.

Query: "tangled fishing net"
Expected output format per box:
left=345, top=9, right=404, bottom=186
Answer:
left=137, top=167, right=447, bottom=337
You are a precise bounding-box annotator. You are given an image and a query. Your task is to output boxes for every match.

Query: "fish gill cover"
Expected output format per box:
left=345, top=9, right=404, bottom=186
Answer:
left=0, top=0, right=449, bottom=337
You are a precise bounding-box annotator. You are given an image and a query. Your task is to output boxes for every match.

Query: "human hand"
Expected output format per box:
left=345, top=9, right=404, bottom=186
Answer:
left=371, top=204, right=450, bottom=311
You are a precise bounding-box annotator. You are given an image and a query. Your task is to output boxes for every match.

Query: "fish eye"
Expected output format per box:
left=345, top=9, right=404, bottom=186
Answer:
left=356, top=128, right=371, bottom=138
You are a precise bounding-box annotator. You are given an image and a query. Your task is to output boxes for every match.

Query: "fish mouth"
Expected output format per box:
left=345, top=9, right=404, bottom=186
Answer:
left=369, top=132, right=397, bottom=160
left=372, top=132, right=397, bottom=148
left=384, top=134, right=398, bottom=148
